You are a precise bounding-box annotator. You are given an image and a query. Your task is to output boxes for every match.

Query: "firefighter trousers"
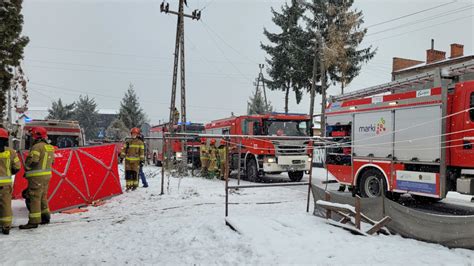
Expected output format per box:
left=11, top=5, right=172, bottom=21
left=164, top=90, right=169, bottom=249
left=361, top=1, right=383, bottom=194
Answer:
left=0, top=185, right=12, bottom=228
left=125, top=170, right=139, bottom=190
left=200, top=157, right=209, bottom=176
left=26, top=176, right=51, bottom=225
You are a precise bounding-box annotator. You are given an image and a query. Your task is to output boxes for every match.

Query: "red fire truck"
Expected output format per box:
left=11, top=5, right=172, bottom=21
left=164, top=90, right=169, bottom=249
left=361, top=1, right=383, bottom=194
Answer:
left=325, top=60, right=474, bottom=200
left=16, top=119, right=85, bottom=150
left=205, top=113, right=312, bottom=182
left=147, top=122, right=204, bottom=166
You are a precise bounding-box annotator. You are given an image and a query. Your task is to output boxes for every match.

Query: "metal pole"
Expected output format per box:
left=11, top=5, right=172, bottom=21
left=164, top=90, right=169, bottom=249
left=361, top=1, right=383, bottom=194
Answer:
left=306, top=143, right=314, bottom=213
left=225, top=138, right=230, bottom=217
left=237, top=138, right=242, bottom=186
left=436, top=68, right=448, bottom=198
left=161, top=134, right=166, bottom=195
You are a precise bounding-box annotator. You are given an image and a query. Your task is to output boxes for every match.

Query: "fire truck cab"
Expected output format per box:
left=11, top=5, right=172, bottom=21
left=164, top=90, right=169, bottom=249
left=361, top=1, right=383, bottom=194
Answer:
left=325, top=60, right=474, bottom=200
left=205, top=113, right=312, bottom=182
left=17, top=120, right=85, bottom=150
left=148, top=122, right=204, bottom=166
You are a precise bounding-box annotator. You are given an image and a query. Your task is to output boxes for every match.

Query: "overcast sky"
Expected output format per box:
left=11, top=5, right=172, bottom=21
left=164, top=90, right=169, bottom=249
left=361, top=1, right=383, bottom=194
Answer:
left=21, top=0, right=473, bottom=124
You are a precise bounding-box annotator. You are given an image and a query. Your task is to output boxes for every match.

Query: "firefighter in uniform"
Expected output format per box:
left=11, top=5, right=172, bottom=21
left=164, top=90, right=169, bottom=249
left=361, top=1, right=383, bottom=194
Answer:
left=172, top=107, right=180, bottom=125
left=120, top=128, right=145, bottom=191
left=217, top=139, right=228, bottom=180
left=0, top=128, right=21, bottom=235
left=207, top=139, right=219, bottom=178
left=199, top=138, right=209, bottom=177
left=20, top=127, right=55, bottom=230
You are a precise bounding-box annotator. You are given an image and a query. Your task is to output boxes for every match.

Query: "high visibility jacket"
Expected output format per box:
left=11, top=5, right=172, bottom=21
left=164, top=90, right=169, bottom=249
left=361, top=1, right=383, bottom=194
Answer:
left=208, top=146, right=219, bottom=172
left=218, top=146, right=227, bottom=164
left=0, top=147, right=21, bottom=186
left=173, top=110, right=180, bottom=124
left=25, top=141, right=55, bottom=179
left=120, top=138, right=145, bottom=171
left=200, top=145, right=209, bottom=160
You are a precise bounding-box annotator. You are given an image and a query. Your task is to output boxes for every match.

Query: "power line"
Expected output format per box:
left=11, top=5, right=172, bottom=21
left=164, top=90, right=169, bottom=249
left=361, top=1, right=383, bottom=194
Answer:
left=199, top=0, right=215, bottom=12
left=27, top=46, right=256, bottom=65
left=369, top=14, right=474, bottom=43
left=200, top=20, right=259, bottom=65
left=24, top=64, right=252, bottom=82
left=29, top=45, right=170, bottom=60
left=366, top=0, right=458, bottom=28
left=29, top=82, right=243, bottom=112
left=367, top=5, right=474, bottom=37
left=200, top=21, right=254, bottom=83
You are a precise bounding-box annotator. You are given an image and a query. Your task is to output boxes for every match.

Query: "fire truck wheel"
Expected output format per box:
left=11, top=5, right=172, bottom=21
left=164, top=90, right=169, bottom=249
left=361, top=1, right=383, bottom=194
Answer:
left=359, top=169, right=386, bottom=198
left=288, top=171, right=304, bottom=182
left=246, top=158, right=259, bottom=182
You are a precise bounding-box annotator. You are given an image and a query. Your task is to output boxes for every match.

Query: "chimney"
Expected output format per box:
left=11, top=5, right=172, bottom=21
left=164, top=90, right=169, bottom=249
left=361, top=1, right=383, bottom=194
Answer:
left=450, top=43, right=464, bottom=58
left=392, top=57, right=424, bottom=72
left=426, top=39, right=446, bottom=64
left=426, top=49, right=446, bottom=64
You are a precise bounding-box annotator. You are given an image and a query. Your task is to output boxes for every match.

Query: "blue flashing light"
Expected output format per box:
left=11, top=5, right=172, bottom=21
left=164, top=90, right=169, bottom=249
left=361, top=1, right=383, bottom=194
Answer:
left=185, top=121, right=191, bottom=125
left=24, top=117, right=32, bottom=123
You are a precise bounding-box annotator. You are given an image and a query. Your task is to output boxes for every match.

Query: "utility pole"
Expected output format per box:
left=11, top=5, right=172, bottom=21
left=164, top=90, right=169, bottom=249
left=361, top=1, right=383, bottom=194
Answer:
left=309, top=28, right=326, bottom=137
left=256, top=64, right=268, bottom=107
left=160, top=0, right=201, bottom=168
left=251, top=64, right=268, bottom=114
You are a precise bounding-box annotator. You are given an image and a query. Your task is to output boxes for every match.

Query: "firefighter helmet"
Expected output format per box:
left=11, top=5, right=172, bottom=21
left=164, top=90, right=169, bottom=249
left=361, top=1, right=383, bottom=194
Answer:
left=200, top=138, right=207, bottom=144
left=0, top=128, right=8, bottom=139
left=31, top=127, right=48, bottom=140
left=130, top=127, right=141, bottom=135
left=210, top=139, right=216, bottom=145
left=220, top=139, right=226, bottom=146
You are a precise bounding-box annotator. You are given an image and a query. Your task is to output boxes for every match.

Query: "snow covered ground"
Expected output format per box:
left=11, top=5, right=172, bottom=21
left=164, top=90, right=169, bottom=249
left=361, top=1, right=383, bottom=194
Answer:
left=2, top=166, right=473, bottom=264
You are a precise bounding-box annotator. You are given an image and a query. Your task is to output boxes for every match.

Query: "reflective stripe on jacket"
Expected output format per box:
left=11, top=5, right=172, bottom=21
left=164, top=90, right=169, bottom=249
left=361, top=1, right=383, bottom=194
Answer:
left=0, top=148, right=21, bottom=185
left=25, top=141, right=55, bottom=178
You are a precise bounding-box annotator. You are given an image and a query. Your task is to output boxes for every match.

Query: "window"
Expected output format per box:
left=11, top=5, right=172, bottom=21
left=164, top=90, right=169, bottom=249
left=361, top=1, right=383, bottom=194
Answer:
left=264, top=120, right=309, bottom=136
left=470, top=93, right=474, bottom=121
left=242, top=119, right=260, bottom=135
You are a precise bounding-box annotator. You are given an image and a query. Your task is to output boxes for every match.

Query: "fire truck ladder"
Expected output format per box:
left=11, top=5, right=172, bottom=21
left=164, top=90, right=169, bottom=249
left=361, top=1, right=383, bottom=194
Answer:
left=331, top=59, right=474, bottom=102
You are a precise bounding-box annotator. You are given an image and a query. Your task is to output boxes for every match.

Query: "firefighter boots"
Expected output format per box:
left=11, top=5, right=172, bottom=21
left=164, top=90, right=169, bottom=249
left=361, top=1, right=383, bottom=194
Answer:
left=19, top=223, right=39, bottom=230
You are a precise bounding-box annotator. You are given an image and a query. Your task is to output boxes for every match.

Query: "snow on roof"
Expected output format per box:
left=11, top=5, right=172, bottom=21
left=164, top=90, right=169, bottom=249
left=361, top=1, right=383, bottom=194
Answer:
left=394, top=54, right=474, bottom=73
left=98, top=109, right=118, bottom=115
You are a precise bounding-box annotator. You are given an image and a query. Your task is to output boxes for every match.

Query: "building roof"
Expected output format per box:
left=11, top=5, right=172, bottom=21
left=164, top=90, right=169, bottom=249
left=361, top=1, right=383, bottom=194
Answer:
left=393, top=54, right=474, bottom=74
left=98, top=109, right=119, bottom=115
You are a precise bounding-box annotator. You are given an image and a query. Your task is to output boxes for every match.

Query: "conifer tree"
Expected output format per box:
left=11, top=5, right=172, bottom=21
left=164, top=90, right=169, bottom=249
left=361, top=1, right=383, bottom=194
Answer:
left=118, top=83, right=146, bottom=129
left=0, top=0, right=29, bottom=119
left=261, top=0, right=307, bottom=113
left=73, top=95, right=99, bottom=140
left=247, top=89, right=273, bottom=115
left=47, top=98, right=75, bottom=120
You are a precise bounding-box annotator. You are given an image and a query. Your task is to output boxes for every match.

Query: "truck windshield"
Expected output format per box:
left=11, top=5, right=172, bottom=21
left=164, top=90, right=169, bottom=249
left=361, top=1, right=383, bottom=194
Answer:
left=264, top=120, right=309, bottom=136
left=177, top=125, right=204, bottom=133
left=48, top=135, right=80, bottom=148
